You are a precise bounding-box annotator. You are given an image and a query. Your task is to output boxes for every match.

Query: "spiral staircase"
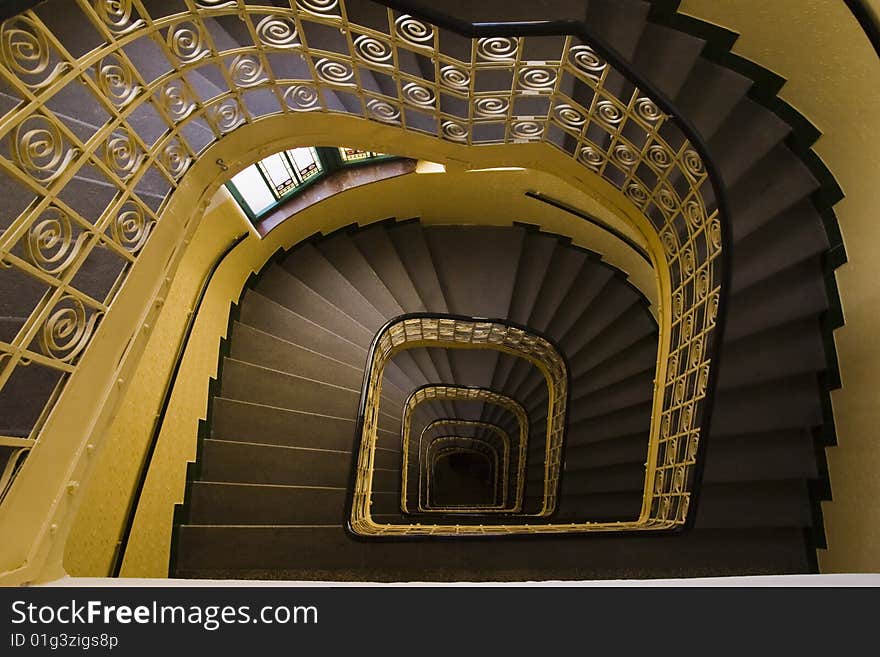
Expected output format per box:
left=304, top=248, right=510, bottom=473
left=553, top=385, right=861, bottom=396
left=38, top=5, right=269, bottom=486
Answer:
left=166, top=197, right=835, bottom=579
left=0, top=0, right=850, bottom=583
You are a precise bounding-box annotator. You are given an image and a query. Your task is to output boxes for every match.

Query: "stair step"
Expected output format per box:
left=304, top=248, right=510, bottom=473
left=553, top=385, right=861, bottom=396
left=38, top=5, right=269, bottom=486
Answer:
left=631, top=23, right=704, bottom=98
left=210, top=397, right=393, bottom=451
left=317, top=230, right=404, bottom=319
left=238, top=290, right=366, bottom=368
left=255, top=264, right=373, bottom=347
left=725, top=258, right=828, bottom=342
left=219, top=358, right=365, bottom=422
left=198, top=439, right=352, bottom=487
left=187, top=482, right=346, bottom=525
left=557, top=481, right=813, bottom=529
left=557, top=429, right=818, bottom=483
left=174, top=526, right=811, bottom=578
left=228, top=321, right=364, bottom=392
left=352, top=222, right=427, bottom=312
left=674, top=59, right=753, bottom=141
left=423, top=226, right=524, bottom=318
left=387, top=222, right=449, bottom=312
left=282, top=243, right=386, bottom=333
left=710, top=374, right=823, bottom=435
left=174, top=525, right=360, bottom=574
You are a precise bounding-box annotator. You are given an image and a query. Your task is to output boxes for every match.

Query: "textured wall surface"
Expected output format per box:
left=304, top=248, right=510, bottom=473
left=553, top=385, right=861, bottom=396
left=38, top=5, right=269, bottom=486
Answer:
left=63, top=193, right=245, bottom=577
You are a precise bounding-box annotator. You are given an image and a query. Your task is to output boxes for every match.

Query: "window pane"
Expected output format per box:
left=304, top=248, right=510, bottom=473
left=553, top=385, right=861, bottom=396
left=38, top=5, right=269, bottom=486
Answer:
left=230, top=165, right=275, bottom=216
left=287, top=146, right=322, bottom=181
left=258, top=152, right=297, bottom=195
left=338, top=146, right=383, bottom=162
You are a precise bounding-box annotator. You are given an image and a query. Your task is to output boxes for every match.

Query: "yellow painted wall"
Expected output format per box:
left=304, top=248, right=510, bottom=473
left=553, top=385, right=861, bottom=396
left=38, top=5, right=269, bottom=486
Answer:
left=680, top=0, right=880, bottom=571
left=63, top=193, right=246, bottom=576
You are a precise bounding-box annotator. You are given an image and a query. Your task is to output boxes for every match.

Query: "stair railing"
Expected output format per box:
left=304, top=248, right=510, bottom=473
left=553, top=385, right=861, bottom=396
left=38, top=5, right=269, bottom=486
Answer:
left=418, top=419, right=512, bottom=513
left=349, top=314, right=568, bottom=536
left=426, top=438, right=502, bottom=512
left=400, top=384, right=533, bottom=516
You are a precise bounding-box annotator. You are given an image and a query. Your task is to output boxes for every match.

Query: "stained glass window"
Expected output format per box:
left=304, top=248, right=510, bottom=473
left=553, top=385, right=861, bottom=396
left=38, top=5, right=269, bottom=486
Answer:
left=288, top=147, right=322, bottom=181
left=227, top=146, right=394, bottom=222
left=230, top=165, right=275, bottom=216
left=338, top=147, right=385, bottom=162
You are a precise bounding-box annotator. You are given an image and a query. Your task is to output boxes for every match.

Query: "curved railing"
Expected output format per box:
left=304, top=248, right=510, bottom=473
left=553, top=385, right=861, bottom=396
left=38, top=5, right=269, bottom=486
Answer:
left=426, top=437, right=501, bottom=512
left=0, top=0, right=729, bottom=535
left=418, top=419, right=512, bottom=513
left=350, top=314, right=568, bottom=536
left=400, top=385, right=531, bottom=515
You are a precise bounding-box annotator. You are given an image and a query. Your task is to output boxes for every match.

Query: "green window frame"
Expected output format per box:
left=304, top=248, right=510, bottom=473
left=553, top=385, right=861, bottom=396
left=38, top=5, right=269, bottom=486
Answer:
left=226, top=146, right=399, bottom=224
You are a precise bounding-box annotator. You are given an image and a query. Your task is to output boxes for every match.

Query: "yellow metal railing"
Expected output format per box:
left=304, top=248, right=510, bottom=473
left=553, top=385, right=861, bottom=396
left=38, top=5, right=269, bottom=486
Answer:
left=417, top=419, right=512, bottom=513
left=403, top=389, right=526, bottom=514
left=351, top=314, right=568, bottom=535
left=426, top=437, right=502, bottom=512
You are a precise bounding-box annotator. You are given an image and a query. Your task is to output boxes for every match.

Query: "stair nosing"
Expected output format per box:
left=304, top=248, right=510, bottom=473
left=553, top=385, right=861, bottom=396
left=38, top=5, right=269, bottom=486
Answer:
left=233, top=320, right=364, bottom=375
left=223, top=356, right=363, bottom=395
left=245, top=289, right=368, bottom=354
left=193, top=481, right=347, bottom=491
left=202, top=438, right=351, bottom=455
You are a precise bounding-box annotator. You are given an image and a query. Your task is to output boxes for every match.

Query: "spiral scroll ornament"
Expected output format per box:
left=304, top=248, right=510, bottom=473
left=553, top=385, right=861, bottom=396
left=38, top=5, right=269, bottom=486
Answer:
left=647, top=143, right=673, bottom=170
left=161, top=139, right=189, bottom=178
left=518, top=68, right=557, bottom=92
left=395, top=15, right=434, bottom=46
left=296, top=0, right=340, bottom=16
left=577, top=144, right=604, bottom=170
left=366, top=99, right=400, bottom=123
left=695, top=269, right=711, bottom=301
left=709, top=218, right=722, bottom=251
left=441, top=120, right=468, bottom=142
left=256, top=15, right=299, bottom=49
left=167, top=21, right=208, bottom=64
left=159, top=79, right=195, bottom=122
left=511, top=121, right=543, bottom=140
left=635, top=97, right=663, bottom=124
left=39, top=296, right=101, bottom=363
left=661, top=229, right=679, bottom=257
left=553, top=103, right=586, bottom=129
left=684, top=200, right=704, bottom=229
left=682, top=149, right=704, bottom=180
left=25, top=206, right=85, bottom=275
left=612, top=143, right=638, bottom=169
left=596, top=99, right=623, bottom=126
left=94, top=0, right=140, bottom=33
left=569, top=45, right=606, bottom=78
left=354, top=35, right=392, bottom=65
left=474, top=97, right=509, bottom=118
left=625, top=182, right=649, bottom=207
left=112, top=201, right=153, bottom=254
left=439, top=65, right=469, bottom=91
left=13, top=114, right=78, bottom=183
left=315, top=58, right=353, bottom=85
left=477, top=37, right=518, bottom=61
left=96, top=54, right=141, bottom=108
left=230, top=55, right=265, bottom=87
left=104, top=129, right=141, bottom=179
left=657, top=186, right=679, bottom=214
left=402, top=82, right=435, bottom=108
left=207, top=99, right=244, bottom=132
left=1, top=15, right=61, bottom=87
left=283, top=85, right=320, bottom=111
